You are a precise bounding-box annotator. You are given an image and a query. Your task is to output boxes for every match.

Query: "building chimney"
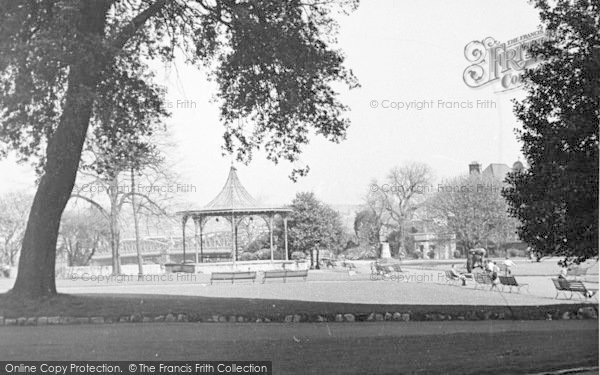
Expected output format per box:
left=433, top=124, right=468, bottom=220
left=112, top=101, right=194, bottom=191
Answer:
left=469, top=161, right=481, bottom=175
left=512, top=160, right=524, bottom=173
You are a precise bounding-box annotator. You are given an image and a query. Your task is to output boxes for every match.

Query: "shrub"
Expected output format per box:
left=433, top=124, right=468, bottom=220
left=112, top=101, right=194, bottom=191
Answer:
left=239, top=252, right=258, bottom=261
left=453, top=250, right=461, bottom=258
left=507, top=249, right=519, bottom=258
left=427, top=250, right=436, bottom=259
left=408, top=251, right=422, bottom=259
left=256, top=249, right=271, bottom=260
left=291, top=251, right=307, bottom=260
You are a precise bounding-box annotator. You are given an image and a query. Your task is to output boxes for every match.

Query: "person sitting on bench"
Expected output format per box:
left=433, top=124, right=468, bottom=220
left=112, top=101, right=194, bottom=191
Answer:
left=450, top=264, right=467, bottom=286
left=558, top=266, right=568, bottom=279
left=502, top=257, right=516, bottom=275
left=485, top=260, right=500, bottom=286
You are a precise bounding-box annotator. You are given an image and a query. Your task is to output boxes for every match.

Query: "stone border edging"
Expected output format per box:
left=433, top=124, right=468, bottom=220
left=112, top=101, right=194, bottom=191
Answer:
left=0, top=306, right=597, bottom=326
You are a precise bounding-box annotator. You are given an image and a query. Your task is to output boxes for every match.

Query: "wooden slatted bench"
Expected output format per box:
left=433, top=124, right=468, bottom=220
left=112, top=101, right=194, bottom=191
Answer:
left=262, top=269, right=308, bottom=283
left=473, top=272, right=497, bottom=290
left=379, top=263, right=403, bottom=274
left=444, top=270, right=460, bottom=285
left=498, top=275, right=528, bottom=293
left=552, top=278, right=597, bottom=300
left=390, top=263, right=403, bottom=272
left=210, top=271, right=257, bottom=284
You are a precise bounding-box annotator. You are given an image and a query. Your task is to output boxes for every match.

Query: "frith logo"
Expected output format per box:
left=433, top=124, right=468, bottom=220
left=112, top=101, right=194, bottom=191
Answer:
left=463, top=28, right=549, bottom=91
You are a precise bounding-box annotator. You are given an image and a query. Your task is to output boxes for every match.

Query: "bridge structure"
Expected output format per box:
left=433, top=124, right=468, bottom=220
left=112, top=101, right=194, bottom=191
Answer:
left=90, top=230, right=268, bottom=266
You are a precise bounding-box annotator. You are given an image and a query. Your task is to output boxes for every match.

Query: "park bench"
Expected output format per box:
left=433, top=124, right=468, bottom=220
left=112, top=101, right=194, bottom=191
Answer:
left=379, top=263, right=402, bottom=275
left=320, top=258, right=337, bottom=268
left=444, top=270, right=464, bottom=285
left=498, top=264, right=514, bottom=275
left=552, top=278, right=597, bottom=300
left=371, top=263, right=383, bottom=274
left=498, top=275, right=528, bottom=293
left=372, top=262, right=402, bottom=274
left=473, top=272, right=497, bottom=291
left=165, top=263, right=195, bottom=273
left=387, top=264, right=403, bottom=272
left=210, top=271, right=257, bottom=284
left=262, top=269, right=308, bottom=283
left=374, top=264, right=403, bottom=280
left=444, top=270, right=470, bottom=286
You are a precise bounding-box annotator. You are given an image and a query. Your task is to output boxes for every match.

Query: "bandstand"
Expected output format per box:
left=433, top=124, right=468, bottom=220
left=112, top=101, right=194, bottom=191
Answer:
left=174, top=166, right=292, bottom=272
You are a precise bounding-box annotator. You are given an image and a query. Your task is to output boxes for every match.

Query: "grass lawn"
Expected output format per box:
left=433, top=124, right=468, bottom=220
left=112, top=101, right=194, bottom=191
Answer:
left=1, top=322, right=598, bottom=374
left=0, top=292, right=595, bottom=321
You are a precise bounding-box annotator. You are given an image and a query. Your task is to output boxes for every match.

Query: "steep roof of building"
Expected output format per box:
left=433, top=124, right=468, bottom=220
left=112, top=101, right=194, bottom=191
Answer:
left=482, top=163, right=510, bottom=179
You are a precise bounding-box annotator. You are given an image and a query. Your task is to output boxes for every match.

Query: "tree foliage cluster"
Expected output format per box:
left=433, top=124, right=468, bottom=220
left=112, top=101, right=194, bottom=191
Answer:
left=0, top=192, right=31, bottom=267
left=502, top=0, right=599, bottom=265
left=242, top=192, right=348, bottom=267
left=428, top=173, right=519, bottom=253
left=355, top=163, right=432, bottom=257
left=0, top=0, right=359, bottom=297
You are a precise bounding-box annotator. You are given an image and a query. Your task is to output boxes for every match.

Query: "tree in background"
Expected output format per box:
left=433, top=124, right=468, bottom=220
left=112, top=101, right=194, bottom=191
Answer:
left=427, top=174, right=519, bottom=254
left=365, top=163, right=433, bottom=255
left=1, top=0, right=358, bottom=297
left=353, top=209, right=382, bottom=258
left=241, top=216, right=282, bottom=260
left=58, top=209, right=109, bottom=267
left=502, top=0, right=599, bottom=265
left=287, top=192, right=346, bottom=268
left=71, top=52, right=170, bottom=276
left=240, top=193, right=348, bottom=265
left=0, top=192, right=31, bottom=267
left=70, top=146, right=173, bottom=275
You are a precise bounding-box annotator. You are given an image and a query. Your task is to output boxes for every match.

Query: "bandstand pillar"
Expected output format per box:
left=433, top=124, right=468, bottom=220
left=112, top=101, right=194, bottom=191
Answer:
left=193, top=217, right=199, bottom=264
left=199, top=217, right=204, bottom=263
left=283, top=216, right=289, bottom=261
left=269, top=214, right=274, bottom=262
left=181, top=215, right=189, bottom=263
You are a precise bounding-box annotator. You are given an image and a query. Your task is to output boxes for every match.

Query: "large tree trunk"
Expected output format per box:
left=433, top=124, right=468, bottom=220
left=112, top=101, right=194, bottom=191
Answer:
left=10, top=1, right=110, bottom=298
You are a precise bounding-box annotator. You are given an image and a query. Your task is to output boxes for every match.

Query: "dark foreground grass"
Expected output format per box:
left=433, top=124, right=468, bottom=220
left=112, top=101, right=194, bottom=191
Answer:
left=0, top=293, right=597, bottom=321
left=0, top=321, right=598, bottom=374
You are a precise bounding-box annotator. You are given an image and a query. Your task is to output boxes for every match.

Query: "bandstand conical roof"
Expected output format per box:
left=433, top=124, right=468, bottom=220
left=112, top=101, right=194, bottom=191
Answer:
left=177, top=166, right=291, bottom=218
left=204, top=166, right=260, bottom=210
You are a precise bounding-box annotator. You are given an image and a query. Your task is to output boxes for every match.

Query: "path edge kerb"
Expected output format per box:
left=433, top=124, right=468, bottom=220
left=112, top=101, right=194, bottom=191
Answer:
left=0, top=304, right=597, bottom=327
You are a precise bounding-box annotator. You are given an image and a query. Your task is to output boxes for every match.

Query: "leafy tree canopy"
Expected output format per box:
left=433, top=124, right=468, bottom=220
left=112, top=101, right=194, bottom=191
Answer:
left=0, top=0, right=359, bottom=297
left=428, top=173, right=519, bottom=252
left=288, top=192, right=346, bottom=258
left=502, top=0, right=599, bottom=265
left=0, top=0, right=359, bottom=179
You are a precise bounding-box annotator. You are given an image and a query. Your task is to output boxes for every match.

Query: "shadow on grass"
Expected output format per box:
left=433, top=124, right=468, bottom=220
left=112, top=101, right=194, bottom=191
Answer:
left=0, top=292, right=597, bottom=321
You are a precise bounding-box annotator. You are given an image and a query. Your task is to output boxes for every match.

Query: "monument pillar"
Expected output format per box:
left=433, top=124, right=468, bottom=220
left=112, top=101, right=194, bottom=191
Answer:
left=379, top=225, right=391, bottom=259
left=380, top=242, right=392, bottom=259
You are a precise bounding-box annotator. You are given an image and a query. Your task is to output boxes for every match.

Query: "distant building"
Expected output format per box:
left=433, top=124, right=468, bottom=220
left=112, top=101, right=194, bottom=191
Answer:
left=482, top=163, right=511, bottom=179
left=469, top=161, right=481, bottom=175
left=469, top=160, right=525, bottom=179
left=407, top=220, right=457, bottom=260
left=466, top=159, right=526, bottom=253
left=412, top=232, right=456, bottom=260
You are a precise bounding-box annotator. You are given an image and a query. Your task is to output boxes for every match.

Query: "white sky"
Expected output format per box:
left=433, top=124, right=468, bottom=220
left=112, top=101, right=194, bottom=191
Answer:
left=0, top=0, right=541, bottom=207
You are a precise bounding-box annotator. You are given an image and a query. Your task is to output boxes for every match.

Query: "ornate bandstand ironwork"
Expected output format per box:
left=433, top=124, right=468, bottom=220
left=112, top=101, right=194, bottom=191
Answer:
left=176, top=166, right=292, bottom=267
